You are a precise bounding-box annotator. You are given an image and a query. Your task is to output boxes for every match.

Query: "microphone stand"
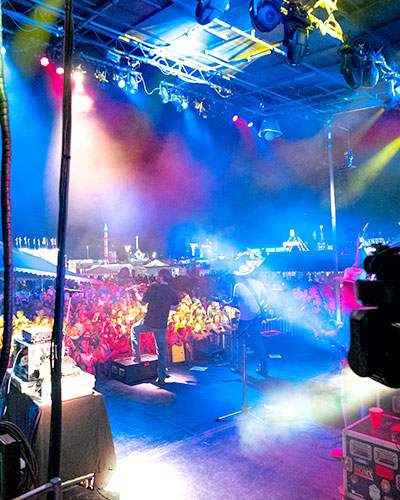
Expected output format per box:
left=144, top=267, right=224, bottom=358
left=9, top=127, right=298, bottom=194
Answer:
left=216, top=328, right=265, bottom=424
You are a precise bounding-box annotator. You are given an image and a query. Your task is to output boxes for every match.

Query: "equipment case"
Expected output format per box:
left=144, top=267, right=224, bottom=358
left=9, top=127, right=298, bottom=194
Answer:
left=343, top=413, right=400, bottom=499
left=111, top=354, right=158, bottom=385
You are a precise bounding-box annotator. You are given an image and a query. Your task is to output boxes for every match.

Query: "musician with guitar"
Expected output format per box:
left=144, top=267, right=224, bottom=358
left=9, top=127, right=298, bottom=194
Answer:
left=227, top=263, right=269, bottom=378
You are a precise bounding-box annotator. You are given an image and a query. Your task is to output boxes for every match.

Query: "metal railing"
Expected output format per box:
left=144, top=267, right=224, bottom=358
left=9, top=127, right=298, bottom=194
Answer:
left=12, top=478, right=62, bottom=500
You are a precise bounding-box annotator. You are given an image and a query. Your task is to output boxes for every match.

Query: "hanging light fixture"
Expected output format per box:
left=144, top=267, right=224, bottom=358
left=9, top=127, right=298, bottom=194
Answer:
left=339, top=37, right=380, bottom=90
left=281, top=1, right=311, bottom=66
left=249, top=0, right=282, bottom=33
left=258, top=117, right=282, bottom=140
left=195, top=0, right=230, bottom=25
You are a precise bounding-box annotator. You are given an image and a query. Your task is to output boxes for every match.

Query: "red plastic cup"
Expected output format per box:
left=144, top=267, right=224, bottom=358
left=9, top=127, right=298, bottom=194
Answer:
left=369, top=407, right=384, bottom=429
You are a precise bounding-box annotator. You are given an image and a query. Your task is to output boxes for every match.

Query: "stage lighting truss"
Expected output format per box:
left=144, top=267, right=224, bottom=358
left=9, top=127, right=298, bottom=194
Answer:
left=159, top=82, right=189, bottom=111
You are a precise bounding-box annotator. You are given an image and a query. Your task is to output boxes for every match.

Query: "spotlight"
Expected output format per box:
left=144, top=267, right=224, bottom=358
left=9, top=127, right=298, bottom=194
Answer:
left=363, top=56, right=379, bottom=88
left=249, top=0, right=282, bottom=33
left=232, top=114, right=238, bottom=122
left=159, top=84, right=170, bottom=104
left=195, top=0, right=230, bottom=25
left=281, top=1, right=311, bottom=67
left=248, top=121, right=254, bottom=127
left=129, top=73, right=139, bottom=94
left=339, top=42, right=362, bottom=89
left=40, top=56, right=50, bottom=67
left=258, top=117, right=282, bottom=140
left=118, top=79, right=126, bottom=89
left=94, top=68, right=108, bottom=84
left=73, top=71, right=84, bottom=84
left=56, top=67, right=64, bottom=75
left=339, top=38, right=380, bottom=90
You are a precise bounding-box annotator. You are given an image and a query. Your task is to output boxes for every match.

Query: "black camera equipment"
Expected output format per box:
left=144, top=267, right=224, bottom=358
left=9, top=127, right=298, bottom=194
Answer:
left=348, top=244, right=400, bottom=388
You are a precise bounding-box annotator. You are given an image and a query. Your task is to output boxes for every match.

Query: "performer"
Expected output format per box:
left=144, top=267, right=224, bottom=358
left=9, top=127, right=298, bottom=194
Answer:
left=131, top=269, right=179, bottom=386
left=229, top=263, right=269, bottom=377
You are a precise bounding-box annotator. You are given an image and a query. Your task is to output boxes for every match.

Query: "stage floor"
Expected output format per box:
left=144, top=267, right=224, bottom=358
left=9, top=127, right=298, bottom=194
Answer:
left=98, top=336, right=346, bottom=500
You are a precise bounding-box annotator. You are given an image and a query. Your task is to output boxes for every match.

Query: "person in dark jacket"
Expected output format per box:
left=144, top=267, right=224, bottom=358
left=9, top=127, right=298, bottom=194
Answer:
left=131, top=269, right=179, bottom=386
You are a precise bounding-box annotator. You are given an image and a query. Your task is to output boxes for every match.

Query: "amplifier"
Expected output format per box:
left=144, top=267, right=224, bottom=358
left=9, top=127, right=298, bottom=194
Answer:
left=22, top=326, right=52, bottom=344
left=111, top=355, right=158, bottom=385
left=343, top=413, right=400, bottom=499
left=12, top=339, right=51, bottom=381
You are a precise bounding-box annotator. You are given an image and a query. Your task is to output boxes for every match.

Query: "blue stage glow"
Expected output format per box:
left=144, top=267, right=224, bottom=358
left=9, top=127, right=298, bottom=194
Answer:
left=4, top=56, right=54, bottom=236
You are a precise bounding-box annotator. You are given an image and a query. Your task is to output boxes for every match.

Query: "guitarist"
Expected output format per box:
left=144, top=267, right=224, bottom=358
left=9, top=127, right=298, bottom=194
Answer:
left=228, top=263, right=269, bottom=378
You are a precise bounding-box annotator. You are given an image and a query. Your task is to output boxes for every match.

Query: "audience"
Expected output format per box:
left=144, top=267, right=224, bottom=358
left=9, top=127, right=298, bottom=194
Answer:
left=0, top=271, right=339, bottom=376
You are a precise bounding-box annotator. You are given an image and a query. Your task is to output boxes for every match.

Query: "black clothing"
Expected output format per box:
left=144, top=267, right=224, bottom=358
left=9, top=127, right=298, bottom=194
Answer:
left=142, top=283, right=179, bottom=329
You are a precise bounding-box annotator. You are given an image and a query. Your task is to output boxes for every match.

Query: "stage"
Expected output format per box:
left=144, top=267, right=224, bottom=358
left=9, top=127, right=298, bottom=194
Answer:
left=98, top=335, right=348, bottom=500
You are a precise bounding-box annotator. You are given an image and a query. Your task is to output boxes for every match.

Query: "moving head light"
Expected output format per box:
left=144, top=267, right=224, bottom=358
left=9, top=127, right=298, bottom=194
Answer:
left=249, top=0, right=282, bottom=33
left=281, top=1, right=311, bottom=66
left=195, top=0, right=230, bottom=25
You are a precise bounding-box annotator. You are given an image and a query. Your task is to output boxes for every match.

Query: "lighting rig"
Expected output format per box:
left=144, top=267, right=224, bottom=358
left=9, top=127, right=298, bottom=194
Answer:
left=248, top=0, right=343, bottom=66
left=159, top=81, right=189, bottom=111
left=338, top=35, right=400, bottom=109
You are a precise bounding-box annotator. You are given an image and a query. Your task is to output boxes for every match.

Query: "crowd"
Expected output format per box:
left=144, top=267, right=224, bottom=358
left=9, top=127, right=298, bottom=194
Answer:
left=2, top=277, right=237, bottom=377
left=0, top=271, right=341, bottom=377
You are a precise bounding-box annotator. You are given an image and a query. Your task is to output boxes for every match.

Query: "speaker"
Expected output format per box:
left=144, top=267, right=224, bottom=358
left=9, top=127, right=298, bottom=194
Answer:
left=111, top=355, right=158, bottom=385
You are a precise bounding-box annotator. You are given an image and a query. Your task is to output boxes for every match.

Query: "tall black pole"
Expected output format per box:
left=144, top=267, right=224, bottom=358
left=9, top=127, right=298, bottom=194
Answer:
left=327, top=119, right=342, bottom=327
left=48, top=0, right=73, bottom=482
left=0, top=3, right=14, bottom=387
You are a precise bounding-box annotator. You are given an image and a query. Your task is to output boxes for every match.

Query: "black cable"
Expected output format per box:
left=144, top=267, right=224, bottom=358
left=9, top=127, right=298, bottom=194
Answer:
left=0, top=0, right=14, bottom=389
left=0, top=420, right=38, bottom=495
left=1, top=348, right=24, bottom=419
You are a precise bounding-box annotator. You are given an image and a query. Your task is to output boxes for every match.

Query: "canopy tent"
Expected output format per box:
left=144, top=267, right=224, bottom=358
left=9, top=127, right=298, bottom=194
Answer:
left=144, top=259, right=170, bottom=268
left=0, top=243, right=94, bottom=281
left=82, top=265, right=118, bottom=277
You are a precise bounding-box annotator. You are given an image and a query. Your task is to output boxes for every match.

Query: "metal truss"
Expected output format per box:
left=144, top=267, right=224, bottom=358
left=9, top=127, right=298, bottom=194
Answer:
left=2, top=0, right=387, bottom=118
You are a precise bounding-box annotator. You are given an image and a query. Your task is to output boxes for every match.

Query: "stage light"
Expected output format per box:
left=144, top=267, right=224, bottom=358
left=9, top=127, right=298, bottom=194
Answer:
left=1, top=46, right=6, bottom=56
left=258, top=117, right=282, bottom=140
left=159, top=84, right=170, bottom=104
left=281, top=1, right=311, bottom=66
left=363, top=56, right=379, bottom=88
left=118, top=79, right=126, bottom=89
left=248, top=121, right=254, bottom=128
left=339, top=38, right=380, bottom=90
left=94, top=68, right=108, bottom=84
left=195, top=0, right=230, bottom=25
left=40, top=56, right=50, bottom=67
left=129, top=73, right=139, bottom=94
left=249, top=0, right=282, bottom=33
left=56, top=67, right=64, bottom=75
left=232, top=115, right=238, bottom=122
left=73, top=70, right=84, bottom=84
